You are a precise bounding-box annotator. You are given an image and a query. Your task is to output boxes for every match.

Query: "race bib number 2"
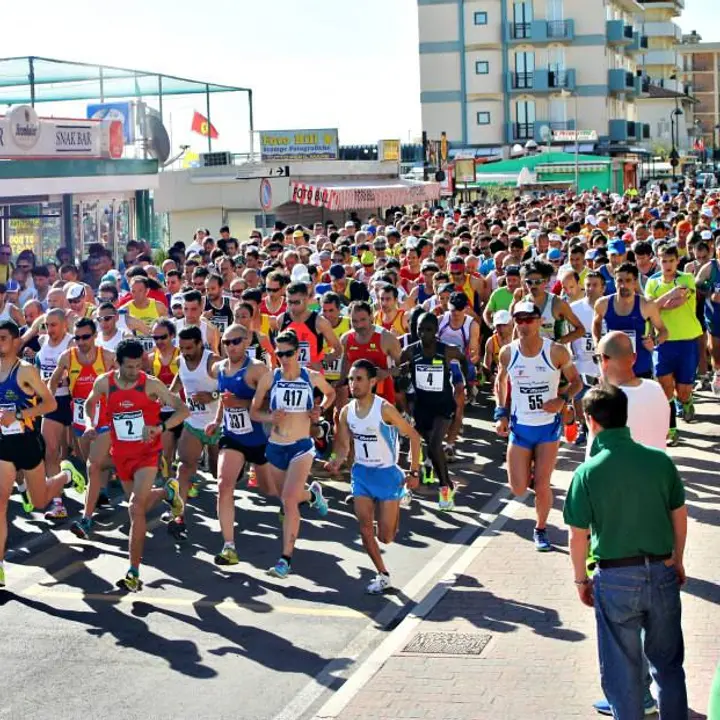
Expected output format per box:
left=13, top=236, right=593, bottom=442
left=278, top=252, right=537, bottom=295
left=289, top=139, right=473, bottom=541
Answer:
left=297, top=342, right=311, bottom=366
left=113, top=410, right=145, bottom=441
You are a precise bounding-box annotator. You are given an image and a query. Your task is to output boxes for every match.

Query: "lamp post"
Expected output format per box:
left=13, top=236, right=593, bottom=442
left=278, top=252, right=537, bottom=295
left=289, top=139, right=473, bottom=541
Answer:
left=561, top=88, right=580, bottom=192
left=670, top=107, right=683, bottom=181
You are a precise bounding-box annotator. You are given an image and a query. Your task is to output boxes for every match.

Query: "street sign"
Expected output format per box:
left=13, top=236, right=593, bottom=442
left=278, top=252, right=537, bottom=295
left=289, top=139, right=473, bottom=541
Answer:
left=236, top=165, right=290, bottom=180
left=259, top=178, right=273, bottom=211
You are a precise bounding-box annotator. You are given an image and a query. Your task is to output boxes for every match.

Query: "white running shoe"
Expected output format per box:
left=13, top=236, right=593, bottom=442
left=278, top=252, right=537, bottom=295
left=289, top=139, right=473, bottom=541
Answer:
left=366, top=573, right=392, bottom=595
left=399, top=487, right=412, bottom=509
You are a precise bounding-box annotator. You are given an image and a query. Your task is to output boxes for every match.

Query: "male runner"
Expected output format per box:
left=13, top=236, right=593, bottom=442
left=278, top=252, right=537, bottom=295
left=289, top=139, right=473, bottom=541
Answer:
left=0, top=320, right=85, bottom=587
left=95, top=302, right=131, bottom=352
left=374, top=284, right=409, bottom=337
left=175, top=290, right=220, bottom=354
left=84, top=339, right=188, bottom=591
left=495, top=301, right=582, bottom=551
left=327, top=359, right=421, bottom=594
left=204, top=273, right=234, bottom=334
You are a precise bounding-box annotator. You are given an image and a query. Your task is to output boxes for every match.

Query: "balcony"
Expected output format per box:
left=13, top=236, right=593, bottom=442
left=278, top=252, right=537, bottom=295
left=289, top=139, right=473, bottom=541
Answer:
left=609, top=119, right=641, bottom=142
left=505, top=19, right=575, bottom=44
left=643, top=21, right=683, bottom=41
left=607, top=20, right=634, bottom=45
left=506, top=68, right=576, bottom=93
left=626, top=32, right=649, bottom=54
left=636, top=74, right=651, bottom=96
left=641, top=49, right=680, bottom=67
left=608, top=68, right=636, bottom=95
left=505, top=120, right=576, bottom=144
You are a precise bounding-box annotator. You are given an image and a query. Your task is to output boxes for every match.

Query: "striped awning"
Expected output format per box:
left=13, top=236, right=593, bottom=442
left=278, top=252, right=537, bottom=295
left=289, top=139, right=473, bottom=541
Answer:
left=290, top=179, right=441, bottom=210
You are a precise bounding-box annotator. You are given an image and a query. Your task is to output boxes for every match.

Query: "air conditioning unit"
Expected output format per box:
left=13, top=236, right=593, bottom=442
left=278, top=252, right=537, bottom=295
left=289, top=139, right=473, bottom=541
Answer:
left=201, top=151, right=232, bottom=167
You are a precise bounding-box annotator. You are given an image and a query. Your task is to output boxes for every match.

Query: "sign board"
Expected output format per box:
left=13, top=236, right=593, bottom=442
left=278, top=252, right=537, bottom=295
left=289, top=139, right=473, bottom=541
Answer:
left=259, top=178, right=273, bottom=211
left=455, top=158, right=476, bottom=183
left=87, top=102, right=135, bottom=143
left=0, top=106, right=123, bottom=160
left=379, top=139, right=401, bottom=162
left=236, top=165, right=290, bottom=180
left=551, top=129, right=599, bottom=143
left=259, top=129, right=339, bottom=161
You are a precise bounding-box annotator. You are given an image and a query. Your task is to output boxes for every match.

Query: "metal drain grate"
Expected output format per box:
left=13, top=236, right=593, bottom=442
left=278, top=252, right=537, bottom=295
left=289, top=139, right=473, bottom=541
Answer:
left=403, top=632, right=491, bottom=655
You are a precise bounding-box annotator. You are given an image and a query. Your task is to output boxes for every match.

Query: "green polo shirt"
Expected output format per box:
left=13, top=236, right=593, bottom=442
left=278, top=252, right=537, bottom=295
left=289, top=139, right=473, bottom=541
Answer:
left=563, top=427, right=685, bottom=561
left=486, top=287, right=514, bottom=315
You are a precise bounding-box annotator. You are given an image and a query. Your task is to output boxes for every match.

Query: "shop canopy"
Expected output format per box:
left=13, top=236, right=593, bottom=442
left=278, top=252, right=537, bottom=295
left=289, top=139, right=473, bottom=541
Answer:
left=290, top=179, right=441, bottom=211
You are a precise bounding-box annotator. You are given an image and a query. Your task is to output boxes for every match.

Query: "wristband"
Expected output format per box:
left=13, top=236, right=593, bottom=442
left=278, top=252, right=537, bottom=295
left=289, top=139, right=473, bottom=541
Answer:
left=160, top=421, right=167, bottom=432
left=574, top=578, right=590, bottom=586
left=493, top=406, right=509, bottom=421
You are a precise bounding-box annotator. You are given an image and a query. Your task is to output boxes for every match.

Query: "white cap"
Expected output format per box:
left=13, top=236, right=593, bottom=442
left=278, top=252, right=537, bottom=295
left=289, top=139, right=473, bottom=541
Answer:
left=171, top=293, right=184, bottom=307
left=291, top=263, right=309, bottom=281
left=493, top=309, right=512, bottom=326
left=65, top=282, right=86, bottom=301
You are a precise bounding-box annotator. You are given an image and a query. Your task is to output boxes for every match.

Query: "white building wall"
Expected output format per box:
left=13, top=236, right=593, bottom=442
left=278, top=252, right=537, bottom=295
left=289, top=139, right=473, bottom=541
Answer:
left=422, top=102, right=463, bottom=140
left=420, top=53, right=462, bottom=92
left=418, top=4, right=459, bottom=43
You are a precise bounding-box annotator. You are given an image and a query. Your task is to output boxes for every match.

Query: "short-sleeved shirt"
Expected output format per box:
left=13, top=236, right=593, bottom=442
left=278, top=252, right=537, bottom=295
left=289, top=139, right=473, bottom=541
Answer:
left=563, top=427, right=684, bottom=561
left=645, top=270, right=702, bottom=341
left=486, top=287, right=514, bottom=317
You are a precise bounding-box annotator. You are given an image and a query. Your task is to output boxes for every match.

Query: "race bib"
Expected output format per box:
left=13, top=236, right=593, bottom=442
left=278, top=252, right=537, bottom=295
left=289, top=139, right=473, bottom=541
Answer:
left=224, top=407, right=252, bottom=435
left=246, top=346, right=257, bottom=361
left=623, top=330, right=637, bottom=352
left=212, top=316, right=229, bottom=332
left=415, top=364, right=444, bottom=392
left=324, top=356, right=342, bottom=376
left=276, top=384, right=311, bottom=412
left=584, top=333, right=594, bottom=353
left=137, top=335, right=156, bottom=353
left=40, top=363, right=55, bottom=382
left=519, top=383, right=550, bottom=413
left=297, top=341, right=311, bottom=366
left=187, top=397, right=207, bottom=414
left=73, top=398, right=99, bottom=427
left=113, top=410, right=145, bottom=441
left=354, top=435, right=380, bottom=465
left=0, top=403, right=23, bottom=435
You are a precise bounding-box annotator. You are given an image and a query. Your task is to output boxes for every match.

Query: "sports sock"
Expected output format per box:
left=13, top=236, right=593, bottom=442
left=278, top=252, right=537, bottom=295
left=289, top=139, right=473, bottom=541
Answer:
left=669, top=399, right=677, bottom=429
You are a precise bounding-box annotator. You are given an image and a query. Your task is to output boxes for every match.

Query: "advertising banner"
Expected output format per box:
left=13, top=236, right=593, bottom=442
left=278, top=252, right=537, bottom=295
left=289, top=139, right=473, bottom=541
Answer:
left=87, top=102, right=135, bottom=143
left=260, top=129, right=339, bottom=161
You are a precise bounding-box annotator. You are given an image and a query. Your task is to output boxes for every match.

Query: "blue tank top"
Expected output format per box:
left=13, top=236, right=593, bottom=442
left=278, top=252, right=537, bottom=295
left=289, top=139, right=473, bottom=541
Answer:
left=599, top=264, right=616, bottom=295
left=417, top=283, right=433, bottom=304
left=604, top=295, right=651, bottom=375
left=218, top=357, right=267, bottom=446
left=269, top=367, right=314, bottom=413
left=0, top=360, right=35, bottom=435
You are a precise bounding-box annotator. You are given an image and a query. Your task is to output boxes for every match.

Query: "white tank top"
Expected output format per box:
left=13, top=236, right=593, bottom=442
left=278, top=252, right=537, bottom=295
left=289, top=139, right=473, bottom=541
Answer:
left=37, top=333, right=72, bottom=397
left=507, top=337, right=560, bottom=427
left=175, top=318, right=211, bottom=350
left=178, top=349, right=218, bottom=429
left=438, top=312, right=474, bottom=353
left=569, top=298, right=598, bottom=377
left=96, top=328, right=124, bottom=352
left=0, top=302, right=12, bottom=322
left=347, top=395, right=398, bottom=469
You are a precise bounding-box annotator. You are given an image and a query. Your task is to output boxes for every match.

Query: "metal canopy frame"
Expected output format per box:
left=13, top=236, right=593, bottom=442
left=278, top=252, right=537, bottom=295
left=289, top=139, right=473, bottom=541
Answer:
left=0, top=56, right=254, bottom=154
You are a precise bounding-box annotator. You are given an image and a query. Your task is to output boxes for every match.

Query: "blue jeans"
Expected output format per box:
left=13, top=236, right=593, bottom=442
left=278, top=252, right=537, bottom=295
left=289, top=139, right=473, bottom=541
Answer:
left=594, top=560, right=687, bottom=720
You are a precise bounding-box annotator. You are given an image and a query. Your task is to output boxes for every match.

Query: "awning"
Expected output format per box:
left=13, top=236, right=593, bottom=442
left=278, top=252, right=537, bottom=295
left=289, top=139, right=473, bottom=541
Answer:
left=290, top=179, right=441, bottom=210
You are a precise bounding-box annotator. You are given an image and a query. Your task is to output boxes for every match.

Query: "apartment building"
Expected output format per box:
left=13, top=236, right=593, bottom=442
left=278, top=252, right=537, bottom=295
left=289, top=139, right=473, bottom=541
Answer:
left=418, top=0, right=650, bottom=153
left=680, top=39, right=720, bottom=152
left=636, top=0, right=684, bottom=89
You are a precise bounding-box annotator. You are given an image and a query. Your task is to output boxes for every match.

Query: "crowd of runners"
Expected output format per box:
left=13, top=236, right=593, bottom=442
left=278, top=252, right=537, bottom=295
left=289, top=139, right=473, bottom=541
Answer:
left=0, top=186, right=717, bottom=601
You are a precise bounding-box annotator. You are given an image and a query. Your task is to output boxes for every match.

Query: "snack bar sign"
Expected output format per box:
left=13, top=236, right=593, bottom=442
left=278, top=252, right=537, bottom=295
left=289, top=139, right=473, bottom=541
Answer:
left=0, top=105, right=124, bottom=159
left=260, top=128, right=339, bottom=161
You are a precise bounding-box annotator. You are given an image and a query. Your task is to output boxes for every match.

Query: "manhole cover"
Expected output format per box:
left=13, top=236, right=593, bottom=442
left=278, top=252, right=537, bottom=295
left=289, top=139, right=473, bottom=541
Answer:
left=403, top=632, right=491, bottom=655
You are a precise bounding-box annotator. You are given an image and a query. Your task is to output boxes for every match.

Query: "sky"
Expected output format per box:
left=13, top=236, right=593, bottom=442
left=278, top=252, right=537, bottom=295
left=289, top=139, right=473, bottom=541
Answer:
left=0, top=0, right=715, bottom=155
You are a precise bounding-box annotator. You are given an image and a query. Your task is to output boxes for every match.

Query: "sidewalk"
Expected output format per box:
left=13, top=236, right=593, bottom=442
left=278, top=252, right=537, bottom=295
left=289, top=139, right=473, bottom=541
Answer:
left=328, top=394, right=720, bottom=720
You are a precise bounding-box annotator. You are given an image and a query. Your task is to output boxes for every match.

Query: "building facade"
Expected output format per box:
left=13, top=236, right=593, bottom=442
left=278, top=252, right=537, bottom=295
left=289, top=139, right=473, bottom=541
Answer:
left=680, top=39, right=720, bottom=154
left=418, top=0, right=650, bottom=153
left=636, top=0, right=684, bottom=90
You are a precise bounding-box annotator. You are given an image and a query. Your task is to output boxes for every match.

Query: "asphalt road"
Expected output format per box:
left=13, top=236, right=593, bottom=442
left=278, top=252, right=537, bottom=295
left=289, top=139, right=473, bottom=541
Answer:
left=1, top=398, right=514, bottom=720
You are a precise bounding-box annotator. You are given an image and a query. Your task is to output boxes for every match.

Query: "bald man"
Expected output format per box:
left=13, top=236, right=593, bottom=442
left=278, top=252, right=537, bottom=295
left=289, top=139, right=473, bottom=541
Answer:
left=589, top=331, right=669, bottom=455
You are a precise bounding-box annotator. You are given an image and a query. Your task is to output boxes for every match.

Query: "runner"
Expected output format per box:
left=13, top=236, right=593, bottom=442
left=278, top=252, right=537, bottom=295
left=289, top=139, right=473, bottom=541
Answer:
left=175, top=290, right=220, bottom=354
left=695, top=251, right=720, bottom=393
left=124, top=276, right=167, bottom=353
left=374, top=284, right=409, bottom=336
left=94, top=302, right=131, bottom=352
left=83, top=339, right=188, bottom=592
left=233, top=301, right=273, bottom=365
left=250, top=329, right=335, bottom=579
left=399, top=312, right=467, bottom=511
left=482, top=309, right=513, bottom=387
left=204, top=324, right=274, bottom=566
left=0, top=319, right=85, bottom=588
left=495, top=301, right=582, bottom=551
left=327, top=359, right=421, bottom=594
left=170, top=324, right=221, bottom=540
left=204, top=273, right=234, bottom=334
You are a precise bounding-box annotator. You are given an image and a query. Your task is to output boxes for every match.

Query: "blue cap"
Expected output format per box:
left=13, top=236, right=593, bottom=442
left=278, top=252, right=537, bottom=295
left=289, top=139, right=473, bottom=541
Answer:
left=585, top=249, right=599, bottom=261
left=5, top=279, right=20, bottom=292
left=607, top=240, right=626, bottom=256
left=649, top=208, right=660, bottom=219
left=365, top=225, right=377, bottom=236
left=547, top=248, right=563, bottom=261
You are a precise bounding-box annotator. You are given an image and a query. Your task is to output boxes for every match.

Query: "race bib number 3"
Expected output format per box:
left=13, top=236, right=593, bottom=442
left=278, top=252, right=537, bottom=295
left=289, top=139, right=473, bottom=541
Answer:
left=415, top=364, right=444, bottom=392
left=0, top=403, right=23, bottom=435
left=113, top=410, right=145, bottom=441
left=187, top=398, right=207, bottom=414
left=73, top=398, right=99, bottom=427
left=224, top=408, right=252, bottom=435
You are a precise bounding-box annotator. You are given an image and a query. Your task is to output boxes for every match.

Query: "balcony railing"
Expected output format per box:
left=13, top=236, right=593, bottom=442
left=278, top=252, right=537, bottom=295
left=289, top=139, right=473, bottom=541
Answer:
left=510, top=22, right=531, bottom=39
left=511, top=72, right=534, bottom=90
left=549, top=70, right=570, bottom=89
left=513, top=122, right=535, bottom=141
left=547, top=20, right=572, bottom=39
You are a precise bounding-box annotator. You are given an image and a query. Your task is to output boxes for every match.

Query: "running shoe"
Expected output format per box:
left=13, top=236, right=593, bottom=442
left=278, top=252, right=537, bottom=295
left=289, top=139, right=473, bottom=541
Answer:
left=164, top=478, right=184, bottom=518
left=574, top=429, right=587, bottom=446
left=267, top=558, right=291, bottom=579
left=308, top=481, right=328, bottom=517
left=712, top=373, right=720, bottom=398
left=592, top=691, right=657, bottom=716
left=444, top=444, right=457, bottom=463
left=0, top=565, right=5, bottom=588
left=422, top=460, right=436, bottom=485
left=168, top=518, right=188, bottom=542
left=438, top=486, right=456, bottom=512
left=682, top=399, right=696, bottom=423
left=44, top=498, right=68, bottom=520
left=399, top=487, right=412, bottom=509
left=70, top=517, right=92, bottom=540
left=187, top=482, right=199, bottom=499
left=96, top=490, right=112, bottom=510
left=117, top=571, right=143, bottom=593
left=533, top=527, right=552, bottom=552
left=344, top=493, right=355, bottom=506
left=61, top=460, right=86, bottom=495
left=667, top=427, right=679, bottom=446
left=20, top=490, right=34, bottom=514
left=366, top=573, right=392, bottom=595
left=214, top=546, right=239, bottom=566
left=160, top=510, right=173, bottom=523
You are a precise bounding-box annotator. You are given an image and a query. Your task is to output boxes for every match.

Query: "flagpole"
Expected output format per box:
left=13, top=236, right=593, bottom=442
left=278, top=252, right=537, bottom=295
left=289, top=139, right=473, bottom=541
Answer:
left=205, top=84, right=212, bottom=154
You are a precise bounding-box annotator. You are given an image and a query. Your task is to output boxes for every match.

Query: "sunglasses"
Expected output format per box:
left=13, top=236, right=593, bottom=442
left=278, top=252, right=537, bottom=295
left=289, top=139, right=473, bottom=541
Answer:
left=153, top=334, right=169, bottom=342
left=222, top=336, right=247, bottom=347
left=276, top=349, right=295, bottom=359
left=524, top=279, right=545, bottom=286
left=73, top=333, right=93, bottom=341
left=99, top=315, right=116, bottom=322
left=514, top=315, right=537, bottom=325
left=592, top=353, right=611, bottom=364
left=287, top=300, right=303, bottom=306
left=266, top=286, right=281, bottom=294
left=68, top=297, right=84, bottom=304
left=232, top=290, right=244, bottom=296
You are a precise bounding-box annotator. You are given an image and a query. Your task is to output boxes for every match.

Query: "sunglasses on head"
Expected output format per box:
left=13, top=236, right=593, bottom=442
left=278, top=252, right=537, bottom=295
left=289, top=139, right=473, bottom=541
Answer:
left=514, top=315, right=537, bottom=325
left=73, top=333, right=93, bottom=341
left=276, top=349, right=295, bottom=359
left=222, top=336, right=246, bottom=347
left=152, top=333, right=169, bottom=342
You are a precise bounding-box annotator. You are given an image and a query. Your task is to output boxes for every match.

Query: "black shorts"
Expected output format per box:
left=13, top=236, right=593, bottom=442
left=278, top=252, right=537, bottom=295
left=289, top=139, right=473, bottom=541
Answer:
left=44, top=395, right=72, bottom=427
left=0, top=432, right=46, bottom=471
left=414, top=410, right=454, bottom=436
left=218, top=435, right=268, bottom=465
left=160, top=410, right=183, bottom=440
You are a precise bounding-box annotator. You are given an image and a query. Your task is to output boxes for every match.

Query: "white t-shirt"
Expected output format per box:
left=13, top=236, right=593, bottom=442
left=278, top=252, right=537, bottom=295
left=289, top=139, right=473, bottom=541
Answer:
left=586, top=379, right=669, bottom=459
left=570, top=297, right=598, bottom=377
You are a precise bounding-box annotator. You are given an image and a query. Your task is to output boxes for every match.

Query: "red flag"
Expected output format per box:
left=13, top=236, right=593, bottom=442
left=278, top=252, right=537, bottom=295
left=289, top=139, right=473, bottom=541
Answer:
left=191, top=111, right=219, bottom=139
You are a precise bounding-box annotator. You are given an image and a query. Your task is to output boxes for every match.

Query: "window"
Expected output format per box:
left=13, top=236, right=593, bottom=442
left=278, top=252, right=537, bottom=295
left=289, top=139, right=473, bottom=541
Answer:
left=477, top=112, right=491, bottom=125
left=475, top=61, right=489, bottom=74
left=474, top=11, right=488, bottom=25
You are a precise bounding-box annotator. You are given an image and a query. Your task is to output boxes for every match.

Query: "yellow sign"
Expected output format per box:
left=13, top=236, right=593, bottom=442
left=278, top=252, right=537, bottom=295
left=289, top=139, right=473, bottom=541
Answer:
left=455, top=159, right=476, bottom=183
left=380, top=139, right=401, bottom=162
left=8, top=219, right=39, bottom=256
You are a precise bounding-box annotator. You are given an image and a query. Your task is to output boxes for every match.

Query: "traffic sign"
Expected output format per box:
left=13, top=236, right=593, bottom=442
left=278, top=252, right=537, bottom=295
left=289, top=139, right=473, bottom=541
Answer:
left=236, top=165, right=290, bottom=180
left=259, top=178, right=273, bottom=211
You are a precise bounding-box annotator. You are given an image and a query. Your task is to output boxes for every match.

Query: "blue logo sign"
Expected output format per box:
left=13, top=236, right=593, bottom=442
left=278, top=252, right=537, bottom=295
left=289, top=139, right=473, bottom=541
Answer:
left=87, top=102, right=134, bottom=143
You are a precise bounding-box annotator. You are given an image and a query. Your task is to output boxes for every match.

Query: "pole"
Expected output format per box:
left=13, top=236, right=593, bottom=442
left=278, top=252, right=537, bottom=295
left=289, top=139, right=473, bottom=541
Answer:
left=670, top=111, right=677, bottom=181
left=99, top=67, right=105, bottom=103
left=158, top=75, right=163, bottom=121
left=28, top=57, right=35, bottom=107
left=574, top=92, right=580, bottom=192
left=205, top=84, right=212, bottom=154
left=248, top=89, right=255, bottom=159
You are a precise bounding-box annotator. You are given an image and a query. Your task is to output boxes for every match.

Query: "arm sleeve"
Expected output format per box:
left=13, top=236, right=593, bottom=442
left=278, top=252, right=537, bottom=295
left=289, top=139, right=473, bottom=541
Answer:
left=563, top=470, right=592, bottom=530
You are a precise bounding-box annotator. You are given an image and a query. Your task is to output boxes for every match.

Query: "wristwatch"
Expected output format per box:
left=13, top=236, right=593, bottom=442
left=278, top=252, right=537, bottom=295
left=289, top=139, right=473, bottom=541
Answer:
left=211, top=391, right=219, bottom=400
left=408, top=469, right=420, bottom=477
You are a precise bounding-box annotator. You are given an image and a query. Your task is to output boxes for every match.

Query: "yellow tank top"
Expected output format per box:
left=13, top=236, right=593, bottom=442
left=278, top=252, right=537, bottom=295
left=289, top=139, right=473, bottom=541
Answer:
left=68, top=346, right=107, bottom=395
left=260, top=313, right=271, bottom=337
left=152, top=347, right=180, bottom=383
left=374, top=309, right=406, bottom=336
left=323, top=316, right=350, bottom=380
left=461, top=275, right=476, bottom=308
left=127, top=300, right=160, bottom=326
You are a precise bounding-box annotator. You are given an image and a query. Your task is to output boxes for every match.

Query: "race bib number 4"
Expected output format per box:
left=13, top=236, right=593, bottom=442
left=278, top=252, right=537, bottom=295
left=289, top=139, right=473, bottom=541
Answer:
left=224, top=408, right=252, bottom=435
left=415, top=364, right=444, bottom=392
left=113, top=410, right=145, bottom=441
left=0, top=403, right=23, bottom=435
